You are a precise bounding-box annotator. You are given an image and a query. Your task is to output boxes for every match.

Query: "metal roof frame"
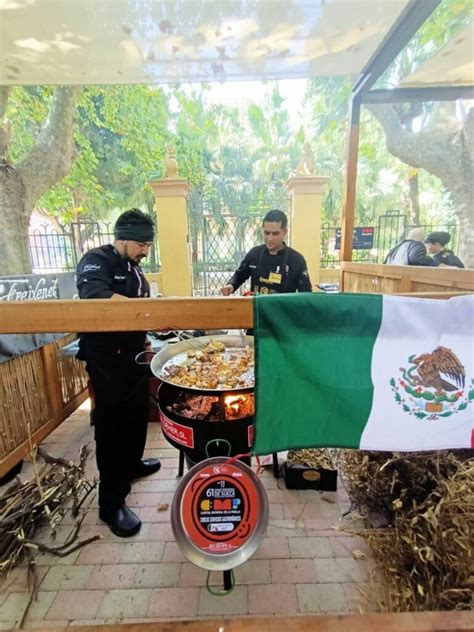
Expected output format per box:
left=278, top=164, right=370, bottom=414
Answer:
left=340, top=0, right=473, bottom=262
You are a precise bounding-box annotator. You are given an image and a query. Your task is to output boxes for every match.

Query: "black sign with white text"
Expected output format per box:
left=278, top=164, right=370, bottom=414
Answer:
left=0, top=272, right=77, bottom=302
left=334, top=227, right=375, bottom=250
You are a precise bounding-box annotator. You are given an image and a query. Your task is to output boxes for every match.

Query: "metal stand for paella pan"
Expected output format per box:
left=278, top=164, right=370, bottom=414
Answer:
left=137, top=335, right=273, bottom=594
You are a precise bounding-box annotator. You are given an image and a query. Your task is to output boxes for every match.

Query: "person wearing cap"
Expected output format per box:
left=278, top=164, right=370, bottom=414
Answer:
left=76, top=209, right=161, bottom=537
left=384, top=227, right=435, bottom=266
left=425, top=231, right=465, bottom=268
left=220, top=209, right=312, bottom=297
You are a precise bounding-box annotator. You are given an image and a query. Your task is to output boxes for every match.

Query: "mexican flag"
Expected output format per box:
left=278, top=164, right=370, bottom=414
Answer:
left=252, top=293, right=474, bottom=454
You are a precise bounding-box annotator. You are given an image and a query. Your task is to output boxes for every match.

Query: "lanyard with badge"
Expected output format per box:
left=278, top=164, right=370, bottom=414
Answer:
left=254, top=246, right=289, bottom=294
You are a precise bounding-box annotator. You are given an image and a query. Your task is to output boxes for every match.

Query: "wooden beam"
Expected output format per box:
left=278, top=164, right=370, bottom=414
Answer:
left=20, top=610, right=474, bottom=632
left=340, top=99, right=361, bottom=262
left=340, top=262, right=474, bottom=289
left=1, top=289, right=472, bottom=337
left=0, top=297, right=254, bottom=334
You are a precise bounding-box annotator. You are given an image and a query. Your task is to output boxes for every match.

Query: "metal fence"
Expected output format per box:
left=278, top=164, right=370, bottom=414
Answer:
left=28, top=221, right=160, bottom=274
left=320, top=212, right=460, bottom=268
left=27, top=212, right=460, bottom=291
left=188, top=189, right=290, bottom=296
left=190, top=212, right=267, bottom=296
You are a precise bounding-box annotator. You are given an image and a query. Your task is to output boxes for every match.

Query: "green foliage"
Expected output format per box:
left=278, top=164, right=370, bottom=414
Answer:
left=7, top=86, right=53, bottom=162
left=4, top=18, right=463, bottom=235
left=305, top=70, right=454, bottom=225
left=6, top=85, right=170, bottom=222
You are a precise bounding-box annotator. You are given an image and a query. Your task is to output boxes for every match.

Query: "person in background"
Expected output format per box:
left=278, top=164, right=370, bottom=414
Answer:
left=76, top=209, right=161, bottom=537
left=384, top=227, right=434, bottom=266
left=220, top=209, right=312, bottom=296
left=425, top=231, right=465, bottom=268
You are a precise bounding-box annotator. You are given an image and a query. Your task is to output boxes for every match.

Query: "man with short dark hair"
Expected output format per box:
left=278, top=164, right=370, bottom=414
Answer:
left=76, top=208, right=161, bottom=537
left=221, top=209, right=312, bottom=296
left=425, top=231, right=465, bottom=268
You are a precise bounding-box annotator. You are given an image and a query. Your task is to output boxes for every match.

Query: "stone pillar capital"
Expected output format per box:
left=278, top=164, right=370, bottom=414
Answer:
left=285, top=176, right=329, bottom=196
left=148, top=178, right=190, bottom=198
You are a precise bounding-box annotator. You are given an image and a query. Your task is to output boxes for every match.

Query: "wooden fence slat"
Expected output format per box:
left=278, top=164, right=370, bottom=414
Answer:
left=0, top=335, right=88, bottom=478
left=41, top=344, right=63, bottom=419
left=340, top=262, right=474, bottom=294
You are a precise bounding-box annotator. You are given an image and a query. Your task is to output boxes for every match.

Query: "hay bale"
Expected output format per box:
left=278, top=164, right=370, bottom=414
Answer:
left=336, top=450, right=473, bottom=611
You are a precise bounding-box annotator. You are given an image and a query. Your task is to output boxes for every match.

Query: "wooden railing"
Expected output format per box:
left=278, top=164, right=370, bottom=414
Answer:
left=0, top=286, right=471, bottom=477
left=20, top=610, right=474, bottom=632
left=0, top=335, right=88, bottom=477
left=340, top=262, right=474, bottom=294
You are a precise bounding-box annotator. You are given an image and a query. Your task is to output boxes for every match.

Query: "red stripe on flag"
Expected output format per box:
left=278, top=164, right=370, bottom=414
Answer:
left=471, top=429, right=474, bottom=448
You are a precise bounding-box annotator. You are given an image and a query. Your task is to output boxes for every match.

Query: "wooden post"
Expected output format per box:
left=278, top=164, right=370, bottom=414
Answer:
left=285, top=176, right=329, bottom=285
left=148, top=178, right=192, bottom=296
left=40, top=343, right=63, bottom=419
left=340, top=98, right=361, bottom=263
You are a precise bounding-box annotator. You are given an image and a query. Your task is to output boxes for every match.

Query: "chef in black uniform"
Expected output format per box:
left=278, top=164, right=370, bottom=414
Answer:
left=221, top=209, right=312, bottom=297
left=425, top=231, right=465, bottom=268
left=76, top=209, right=161, bottom=537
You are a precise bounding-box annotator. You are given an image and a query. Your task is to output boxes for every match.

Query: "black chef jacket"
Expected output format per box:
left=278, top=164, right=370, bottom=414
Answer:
left=226, top=244, right=312, bottom=294
left=76, top=244, right=150, bottom=353
left=384, top=240, right=434, bottom=266
left=432, top=249, right=465, bottom=269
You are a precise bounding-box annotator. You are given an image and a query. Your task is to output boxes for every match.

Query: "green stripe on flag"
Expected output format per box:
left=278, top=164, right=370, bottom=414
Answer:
left=253, top=293, right=383, bottom=454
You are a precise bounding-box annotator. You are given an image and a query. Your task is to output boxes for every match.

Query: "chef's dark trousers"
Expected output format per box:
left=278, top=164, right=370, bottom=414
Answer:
left=81, top=348, right=149, bottom=512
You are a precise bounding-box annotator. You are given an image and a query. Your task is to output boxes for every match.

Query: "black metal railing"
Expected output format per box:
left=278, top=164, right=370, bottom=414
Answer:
left=320, top=214, right=460, bottom=269
left=28, top=221, right=160, bottom=274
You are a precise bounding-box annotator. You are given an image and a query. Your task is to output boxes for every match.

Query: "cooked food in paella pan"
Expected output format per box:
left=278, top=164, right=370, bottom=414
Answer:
left=163, top=339, right=254, bottom=390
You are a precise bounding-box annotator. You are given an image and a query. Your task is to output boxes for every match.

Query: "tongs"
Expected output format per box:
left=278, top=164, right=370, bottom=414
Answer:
left=171, top=330, right=208, bottom=351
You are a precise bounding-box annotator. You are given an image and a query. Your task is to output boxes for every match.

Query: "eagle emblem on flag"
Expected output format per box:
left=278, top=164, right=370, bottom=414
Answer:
left=390, top=347, right=474, bottom=420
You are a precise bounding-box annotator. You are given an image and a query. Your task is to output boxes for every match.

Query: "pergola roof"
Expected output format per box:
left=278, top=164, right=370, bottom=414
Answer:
left=401, top=21, right=474, bottom=88
left=0, top=0, right=411, bottom=85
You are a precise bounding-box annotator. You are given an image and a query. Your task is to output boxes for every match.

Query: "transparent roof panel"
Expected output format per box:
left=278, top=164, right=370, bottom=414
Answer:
left=1, top=0, right=409, bottom=85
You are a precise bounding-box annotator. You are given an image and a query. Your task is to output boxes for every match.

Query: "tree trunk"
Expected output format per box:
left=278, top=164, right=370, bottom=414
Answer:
left=407, top=169, right=420, bottom=225
left=0, top=86, right=82, bottom=275
left=449, top=184, right=474, bottom=267
left=0, top=165, right=31, bottom=273
left=367, top=103, right=474, bottom=268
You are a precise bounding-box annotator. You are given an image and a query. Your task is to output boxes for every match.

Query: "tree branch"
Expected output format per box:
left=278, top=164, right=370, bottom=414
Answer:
left=0, top=86, right=11, bottom=119
left=366, top=104, right=461, bottom=190
left=0, top=87, right=12, bottom=160
left=17, top=86, right=83, bottom=213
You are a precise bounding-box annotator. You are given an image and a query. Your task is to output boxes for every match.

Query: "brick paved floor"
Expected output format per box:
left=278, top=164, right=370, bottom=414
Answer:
left=0, top=401, right=379, bottom=629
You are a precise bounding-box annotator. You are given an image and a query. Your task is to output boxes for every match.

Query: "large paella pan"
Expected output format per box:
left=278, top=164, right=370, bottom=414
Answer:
left=149, top=334, right=254, bottom=395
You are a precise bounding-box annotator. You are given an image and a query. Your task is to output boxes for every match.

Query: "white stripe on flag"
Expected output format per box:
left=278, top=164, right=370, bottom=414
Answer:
left=360, top=295, right=474, bottom=451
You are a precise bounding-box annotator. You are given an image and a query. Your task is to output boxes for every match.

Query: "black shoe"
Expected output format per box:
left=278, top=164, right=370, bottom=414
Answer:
left=132, top=458, right=161, bottom=479
left=99, top=505, right=141, bottom=537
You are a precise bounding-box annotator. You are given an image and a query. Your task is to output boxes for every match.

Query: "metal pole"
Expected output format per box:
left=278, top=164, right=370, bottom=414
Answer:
left=223, top=569, right=232, bottom=591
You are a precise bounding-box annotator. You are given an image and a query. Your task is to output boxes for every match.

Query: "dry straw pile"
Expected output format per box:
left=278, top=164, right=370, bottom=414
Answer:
left=336, top=449, right=473, bottom=611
